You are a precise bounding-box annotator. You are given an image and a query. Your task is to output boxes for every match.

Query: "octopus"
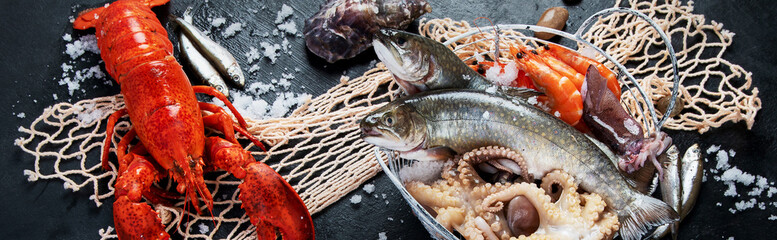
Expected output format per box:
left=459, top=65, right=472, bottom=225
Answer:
left=303, top=0, right=432, bottom=63
left=405, top=146, right=620, bottom=240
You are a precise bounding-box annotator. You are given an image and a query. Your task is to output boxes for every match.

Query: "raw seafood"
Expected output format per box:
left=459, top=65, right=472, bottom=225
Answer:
left=361, top=89, right=678, bottom=239
left=303, top=0, right=431, bottom=62
left=72, top=0, right=313, bottom=238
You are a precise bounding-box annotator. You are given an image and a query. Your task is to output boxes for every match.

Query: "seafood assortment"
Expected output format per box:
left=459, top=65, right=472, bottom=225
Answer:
left=405, top=146, right=619, bottom=239
left=72, top=0, right=313, bottom=239
left=361, top=89, right=679, bottom=239
left=304, top=0, right=432, bottom=63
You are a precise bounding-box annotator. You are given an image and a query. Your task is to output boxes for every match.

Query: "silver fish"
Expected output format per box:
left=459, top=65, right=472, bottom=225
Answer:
left=172, top=10, right=245, bottom=87
left=680, top=144, right=702, bottom=218
left=372, top=29, right=493, bottom=95
left=651, top=144, right=703, bottom=239
left=652, top=145, right=681, bottom=239
left=179, top=32, right=229, bottom=97
left=360, top=89, right=679, bottom=240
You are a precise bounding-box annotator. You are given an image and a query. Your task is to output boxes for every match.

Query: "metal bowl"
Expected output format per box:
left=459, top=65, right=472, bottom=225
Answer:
left=373, top=7, right=680, bottom=240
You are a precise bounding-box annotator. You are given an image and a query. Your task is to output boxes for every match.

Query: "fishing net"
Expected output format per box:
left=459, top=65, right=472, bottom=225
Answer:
left=16, top=0, right=760, bottom=239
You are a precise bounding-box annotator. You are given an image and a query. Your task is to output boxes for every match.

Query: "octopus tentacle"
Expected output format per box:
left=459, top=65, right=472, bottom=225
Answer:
left=403, top=146, right=618, bottom=240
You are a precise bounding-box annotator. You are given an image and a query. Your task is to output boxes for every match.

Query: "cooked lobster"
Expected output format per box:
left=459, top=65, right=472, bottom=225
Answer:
left=73, top=0, right=314, bottom=239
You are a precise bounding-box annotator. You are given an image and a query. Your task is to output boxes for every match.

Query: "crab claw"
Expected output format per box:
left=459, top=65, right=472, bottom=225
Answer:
left=205, top=137, right=314, bottom=239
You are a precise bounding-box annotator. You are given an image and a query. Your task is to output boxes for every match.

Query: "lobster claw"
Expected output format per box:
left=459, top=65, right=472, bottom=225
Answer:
left=239, top=162, right=315, bottom=240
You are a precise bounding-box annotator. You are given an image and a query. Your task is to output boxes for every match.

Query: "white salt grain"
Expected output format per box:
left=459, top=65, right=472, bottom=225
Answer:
left=16, top=113, right=25, bottom=118
left=211, top=17, right=226, bottom=28
left=715, top=150, right=731, bottom=170
left=769, top=215, right=777, bottom=220
left=706, top=144, right=721, bottom=154
left=277, top=21, right=297, bottom=35
left=63, top=34, right=72, bottom=42
left=350, top=195, right=362, bottom=204
left=65, top=35, right=99, bottom=59
left=275, top=4, right=294, bottom=24
left=734, top=198, right=757, bottom=211
left=363, top=183, right=375, bottom=194
left=260, top=41, right=282, bottom=64
left=222, top=22, right=243, bottom=38
left=198, top=223, right=210, bottom=234
left=245, top=47, right=262, bottom=63
left=378, top=232, right=387, bottom=240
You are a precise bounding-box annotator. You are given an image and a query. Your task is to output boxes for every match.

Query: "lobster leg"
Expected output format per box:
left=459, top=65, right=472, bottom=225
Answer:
left=204, top=137, right=314, bottom=240
left=103, top=108, right=129, bottom=170
left=192, top=86, right=249, bottom=128
left=199, top=101, right=266, bottom=151
left=113, top=153, right=170, bottom=240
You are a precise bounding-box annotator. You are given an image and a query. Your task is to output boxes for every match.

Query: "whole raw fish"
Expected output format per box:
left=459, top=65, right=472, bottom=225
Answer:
left=360, top=89, right=678, bottom=240
left=373, top=29, right=494, bottom=95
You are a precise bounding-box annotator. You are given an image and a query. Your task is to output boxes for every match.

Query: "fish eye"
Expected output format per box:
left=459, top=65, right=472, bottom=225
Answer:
left=396, top=37, right=407, bottom=47
left=384, top=116, right=395, bottom=126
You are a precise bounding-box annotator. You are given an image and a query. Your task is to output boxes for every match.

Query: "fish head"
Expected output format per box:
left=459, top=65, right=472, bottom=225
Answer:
left=360, top=101, right=427, bottom=152
left=373, top=29, right=435, bottom=94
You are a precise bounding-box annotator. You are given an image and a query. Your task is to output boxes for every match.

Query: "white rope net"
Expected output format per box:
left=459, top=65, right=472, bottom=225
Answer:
left=16, top=0, right=760, bottom=239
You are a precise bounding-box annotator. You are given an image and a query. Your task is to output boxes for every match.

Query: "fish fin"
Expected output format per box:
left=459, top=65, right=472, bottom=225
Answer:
left=497, top=86, right=545, bottom=100
left=623, top=157, right=657, bottom=194
left=619, top=194, right=679, bottom=240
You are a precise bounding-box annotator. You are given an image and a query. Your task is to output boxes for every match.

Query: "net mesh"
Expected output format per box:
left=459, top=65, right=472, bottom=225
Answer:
left=16, top=0, right=760, bottom=239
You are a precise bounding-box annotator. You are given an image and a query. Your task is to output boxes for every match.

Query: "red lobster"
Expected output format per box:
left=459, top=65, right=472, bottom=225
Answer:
left=73, top=0, right=314, bottom=239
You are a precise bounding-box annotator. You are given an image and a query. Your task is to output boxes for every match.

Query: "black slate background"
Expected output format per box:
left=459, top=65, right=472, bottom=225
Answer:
left=1, top=0, right=776, bottom=239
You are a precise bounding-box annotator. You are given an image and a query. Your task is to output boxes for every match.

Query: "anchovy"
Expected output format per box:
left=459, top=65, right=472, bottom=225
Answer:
left=172, top=11, right=245, bottom=87
left=680, top=144, right=702, bottom=218
left=360, top=89, right=678, bottom=240
left=179, top=31, right=229, bottom=97
left=652, top=145, right=681, bottom=239
left=651, top=144, right=703, bottom=239
left=372, top=29, right=494, bottom=95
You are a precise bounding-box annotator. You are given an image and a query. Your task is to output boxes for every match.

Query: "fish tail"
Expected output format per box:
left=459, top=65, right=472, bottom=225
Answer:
left=618, top=194, right=679, bottom=240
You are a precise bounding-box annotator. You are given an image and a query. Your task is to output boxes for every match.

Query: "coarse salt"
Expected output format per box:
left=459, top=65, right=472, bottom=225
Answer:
left=222, top=22, right=243, bottom=38
left=350, top=195, right=362, bottom=204
left=363, top=183, right=375, bottom=194
left=211, top=17, right=226, bottom=28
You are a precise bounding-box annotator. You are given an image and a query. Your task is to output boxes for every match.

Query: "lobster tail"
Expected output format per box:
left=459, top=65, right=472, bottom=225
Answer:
left=73, top=0, right=171, bottom=30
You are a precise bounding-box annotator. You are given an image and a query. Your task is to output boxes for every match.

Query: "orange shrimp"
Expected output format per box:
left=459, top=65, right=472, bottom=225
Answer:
left=510, top=45, right=583, bottom=126
left=534, top=48, right=585, bottom=89
left=544, top=44, right=621, bottom=96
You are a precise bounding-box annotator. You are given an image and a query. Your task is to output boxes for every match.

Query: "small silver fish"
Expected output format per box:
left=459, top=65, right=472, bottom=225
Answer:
left=179, top=32, right=229, bottom=97
left=653, top=145, right=681, bottom=239
left=173, top=10, right=245, bottom=88
left=361, top=89, right=679, bottom=240
left=680, top=144, right=702, bottom=218
left=651, top=144, right=703, bottom=239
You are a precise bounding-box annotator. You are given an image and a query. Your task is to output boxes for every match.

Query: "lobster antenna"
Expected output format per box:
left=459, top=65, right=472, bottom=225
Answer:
left=473, top=17, right=501, bottom=64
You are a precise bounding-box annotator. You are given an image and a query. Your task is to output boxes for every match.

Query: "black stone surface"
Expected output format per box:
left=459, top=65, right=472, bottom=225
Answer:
left=1, top=0, right=775, bottom=239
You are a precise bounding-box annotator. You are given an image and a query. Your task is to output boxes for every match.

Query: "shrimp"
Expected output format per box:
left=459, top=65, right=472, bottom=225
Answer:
left=544, top=44, right=621, bottom=96
left=510, top=45, right=583, bottom=126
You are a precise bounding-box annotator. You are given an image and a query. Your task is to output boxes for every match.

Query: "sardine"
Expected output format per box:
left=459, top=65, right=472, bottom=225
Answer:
left=651, top=144, right=703, bottom=239
left=172, top=11, right=245, bottom=87
left=360, top=89, right=679, bottom=240
left=680, top=144, right=702, bottom=218
left=179, top=32, right=229, bottom=97
left=372, top=29, right=493, bottom=95
left=653, top=145, right=681, bottom=239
